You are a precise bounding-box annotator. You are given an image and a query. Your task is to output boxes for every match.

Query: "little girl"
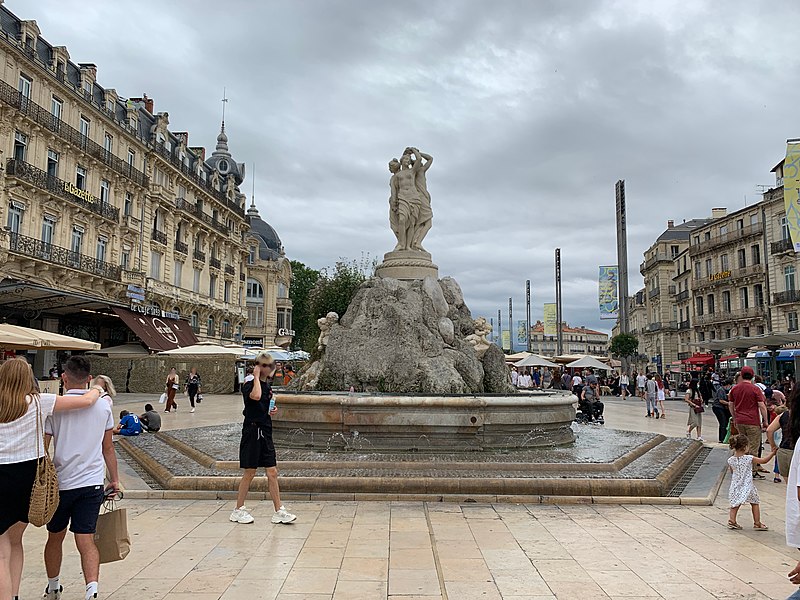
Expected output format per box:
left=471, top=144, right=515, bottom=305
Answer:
left=727, top=433, right=777, bottom=530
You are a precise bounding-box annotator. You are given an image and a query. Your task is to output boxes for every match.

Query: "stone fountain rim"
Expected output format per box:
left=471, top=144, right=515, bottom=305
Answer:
left=274, top=391, right=576, bottom=408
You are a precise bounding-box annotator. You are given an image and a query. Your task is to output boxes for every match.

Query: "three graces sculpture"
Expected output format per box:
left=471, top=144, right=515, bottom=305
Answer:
left=388, top=147, right=433, bottom=252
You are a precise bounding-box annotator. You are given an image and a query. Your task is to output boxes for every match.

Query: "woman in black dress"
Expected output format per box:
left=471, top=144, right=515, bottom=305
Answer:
left=185, top=367, right=201, bottom=413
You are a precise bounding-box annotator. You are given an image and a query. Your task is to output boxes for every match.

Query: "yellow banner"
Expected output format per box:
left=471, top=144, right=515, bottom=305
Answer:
left=543, top=303, right=557, bottom=336
left=501, top=330, right=511, bottom=351
left=784, top=142, right=800, bottom=252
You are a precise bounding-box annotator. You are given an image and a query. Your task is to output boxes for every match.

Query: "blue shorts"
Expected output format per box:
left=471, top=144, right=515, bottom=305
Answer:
left=47, top=485, right=104, bottom=534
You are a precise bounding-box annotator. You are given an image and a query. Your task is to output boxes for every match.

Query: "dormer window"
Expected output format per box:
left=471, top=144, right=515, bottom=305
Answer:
left=218, top=159, right=230, bottom=174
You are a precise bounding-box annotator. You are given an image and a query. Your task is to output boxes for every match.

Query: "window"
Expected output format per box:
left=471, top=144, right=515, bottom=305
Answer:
left=720, top=224, right=728, bottom=236
left=743, top=327, right=750, bottom=337
left=722, top=291, right=731, bottom=313
left=70, top=227, right=83, bottom=255
left=720, top=254, right=729, bottom=271
left=751, top=244, right=761, bottom=265
left=17, top=73, right=31, bottom=98
left=246, top=279, right=264, bottom=300
left=123, top=193, right=132, bottom=216
left=705, top=259, right=713, bottom=277
left=191, top=312, right=199, bottom=330
left=96, top=237, right=107, bottom=263
left=740, top=287, right=749, bottom=310
left=150, top=250, right=162, bottom=280
left=757, top=325, right=765, bottom=335
left=173, top=260, right=182, bottom=287
left=100, top=179, right=110, bottom=204
left=698, top=332, right=705, bottom=342
left=696, top=296, right=704, bottom=316
left=177, top=184, right=186, bottom=200
left=224, top=281, right=231, bottom=303
left=222, top=319, right=231, bottom=338
left=193, top=268, right=201, bottom=292
left=737, top=248, right=746, bottom=269
left=121, top=251, right=130, bottom=271
left=248, top=246, right=256, bottom=265
left=103, top=133, right=112, bottom=154
left=277, top=308, right=290, bottom=330
left=782, top=216, right=790, bottom=241
left=786, top=266, right=796, bottom=292
left=704, top=231, right=711, bottom=241
left=127, top=149, right=135, bottom=167
left=726, top=329, right=731, bottom=339
left=707, top=294, right=715, bottom=314
left=278, top=282, right=288, bottom=298
left=13, top=131, right=27, bottom=162
left=693, top=235, right=700, bottom=246
left=670, top=245, right=679, bottom=258
left=79, top=116, right=90, bottom=139
left=754, top=284, right=764, bottom=306
left=710, top=330, right=716, bottom=340
left=247, top=304, right=264, bottom=327
left=751, top=214, right=759, bottom=226
left=76, top=166, right=87, bottom=190
left=7, top=203, right=23, bottom=234
left=46, top=150, right=59, bottom=178
left=209, top=274, right=217, bottom=298
left=790, top=312, right=799, bottom=333
left=207, top=316, right=215, bottom=337
left=694, top=261, right=701, bottom=279
left=50, top=96, right=62, bottom=120
left=41, top=216, right=54, bottom=245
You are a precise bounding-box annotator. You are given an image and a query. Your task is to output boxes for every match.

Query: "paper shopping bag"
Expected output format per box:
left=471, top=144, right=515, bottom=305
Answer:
left=94, top=508, right=130, bottom=563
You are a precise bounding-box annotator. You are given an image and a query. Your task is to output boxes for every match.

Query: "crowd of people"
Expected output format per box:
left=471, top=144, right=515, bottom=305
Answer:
left=0, top=351, right=295, bottom=600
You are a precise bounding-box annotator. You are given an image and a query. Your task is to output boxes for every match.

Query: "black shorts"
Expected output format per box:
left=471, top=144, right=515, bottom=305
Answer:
left=239, top=423, right=276, bottom=469
left=0, top=459, right=37, bottom=535
left=47, top=485, right=104, bottom=534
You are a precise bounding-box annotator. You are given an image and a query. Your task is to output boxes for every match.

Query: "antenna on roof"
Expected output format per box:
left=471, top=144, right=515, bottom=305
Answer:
left=755, top=184, right=771, bottom=193
left=251, top=163, right=256, bottom=207
left=221, top=87, right=228, bottom=129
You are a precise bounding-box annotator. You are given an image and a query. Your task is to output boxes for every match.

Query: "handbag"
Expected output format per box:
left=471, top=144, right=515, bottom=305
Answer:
left=94, top=495, right=130, bottom=563
left=28, top=396, right=60, bottom=527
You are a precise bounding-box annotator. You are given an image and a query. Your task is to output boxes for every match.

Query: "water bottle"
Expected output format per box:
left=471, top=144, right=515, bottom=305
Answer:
left=269, top=397, right=276, bottom=413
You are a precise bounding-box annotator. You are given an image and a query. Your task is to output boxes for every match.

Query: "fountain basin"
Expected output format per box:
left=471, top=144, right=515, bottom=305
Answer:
left=271, top=391, right=576, bottom=451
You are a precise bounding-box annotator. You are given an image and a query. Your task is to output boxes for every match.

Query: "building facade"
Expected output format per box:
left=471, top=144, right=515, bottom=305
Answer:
left=0, top=6, right=291, bottom=372
left=529, top=321, right=608, bottom=357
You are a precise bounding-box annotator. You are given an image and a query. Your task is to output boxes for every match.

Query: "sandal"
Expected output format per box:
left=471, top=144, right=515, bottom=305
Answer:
left=727, top=520, right=743, bottom=530
left=774, top=477, right=782, bottom=483
left=753, top=523, right=769, bottom=531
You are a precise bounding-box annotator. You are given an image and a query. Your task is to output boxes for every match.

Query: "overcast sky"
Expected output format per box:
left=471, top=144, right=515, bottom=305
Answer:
left=22, top=1, right=800, bottom=338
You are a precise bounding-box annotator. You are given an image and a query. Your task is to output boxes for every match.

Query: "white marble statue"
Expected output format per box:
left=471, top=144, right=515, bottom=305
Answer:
left=465, top=317, right=493, bottom=358
left=317, top=311, right=339, bottom=352
left=389, top=147, right=433, bottom=252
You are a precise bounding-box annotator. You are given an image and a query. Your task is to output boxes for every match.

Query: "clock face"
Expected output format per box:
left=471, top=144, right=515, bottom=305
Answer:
left=218, top=159, right=229, bottom=174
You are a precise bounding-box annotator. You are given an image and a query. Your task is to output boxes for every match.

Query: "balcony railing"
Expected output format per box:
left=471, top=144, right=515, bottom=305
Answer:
left=175, top=198, right=229, bottom=235
left=122, top=270, right=145, bottom=285
left=772, top=238, right=793, bottom=255
left=668, top=285, right=676, bottom=295
left=174, top=240, right=188, bottom=254
left=677, top=319, right=691, bottom=330
left=210, top=257, right=221, bottom=270
left=690, top=221, right=764, bottom=255
left=240, top=272, right=246, bottom=282
left=151, top=229, right=167, bottom=245
left=121, top=214, right=140, bottom=230
left=193, top=249, right=206, bottom=262
left=0, top=80, right=148, bottom=187
left=6, top=159, right=119, bottom=222
left=225, top=264, right=235, bottom=276
left=647, top=322, right=662, bottom=332
left=9, top=232, right=121, bottom=281
left=676, top=290, right=689, bottom=302
left=773, top=290, right=800, bottom=305
left=648, top=287, right=660, bottom=299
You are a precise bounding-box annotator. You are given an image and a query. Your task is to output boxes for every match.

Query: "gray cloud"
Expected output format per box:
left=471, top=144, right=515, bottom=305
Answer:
left=23, top=0, right=800, bottom=336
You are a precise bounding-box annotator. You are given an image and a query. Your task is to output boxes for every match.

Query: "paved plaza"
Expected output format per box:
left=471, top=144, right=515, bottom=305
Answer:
left=15, top=395, right=800, bottom=599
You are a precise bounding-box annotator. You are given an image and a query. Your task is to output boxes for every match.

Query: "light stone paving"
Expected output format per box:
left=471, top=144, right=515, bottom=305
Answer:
left=14, top=394, right=800, bottom=599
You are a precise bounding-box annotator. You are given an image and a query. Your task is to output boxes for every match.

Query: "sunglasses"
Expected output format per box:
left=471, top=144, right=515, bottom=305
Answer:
left=257, top=362, right=273, bottom=368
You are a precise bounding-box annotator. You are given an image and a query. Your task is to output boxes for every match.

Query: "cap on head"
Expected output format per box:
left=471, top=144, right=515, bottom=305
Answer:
left=740, top=366, right=755, bottom=378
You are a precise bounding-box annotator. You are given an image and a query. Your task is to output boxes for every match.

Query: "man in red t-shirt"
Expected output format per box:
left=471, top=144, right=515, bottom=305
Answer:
left=728, top=366, right=769, bottom=477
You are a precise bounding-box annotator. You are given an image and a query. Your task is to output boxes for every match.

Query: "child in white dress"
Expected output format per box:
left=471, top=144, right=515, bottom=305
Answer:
left=727, top=433, right=777, bottom=530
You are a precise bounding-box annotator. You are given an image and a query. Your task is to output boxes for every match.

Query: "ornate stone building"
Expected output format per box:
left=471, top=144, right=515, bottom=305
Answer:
left=528, top=321, right=608, bottom=357
left=0, top=5, right=256, bottom=373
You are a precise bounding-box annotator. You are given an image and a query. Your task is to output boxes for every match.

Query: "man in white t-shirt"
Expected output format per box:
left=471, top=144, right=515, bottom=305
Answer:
left=510, top=366, right=519, bottom=387
left=571, top=373, right=583, bottom=398
left=42, top=356, right=119, bottom=600
left=636, top=372, right=647, bottom=399
left=518, top=371, right=532, bottom=389
left=619, top=372, right=630, bottom=398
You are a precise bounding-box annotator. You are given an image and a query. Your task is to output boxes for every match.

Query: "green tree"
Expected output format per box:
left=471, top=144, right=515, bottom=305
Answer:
left=609, top=333, right=639, bottom=359
left=289, top=260, right=320, bottom=351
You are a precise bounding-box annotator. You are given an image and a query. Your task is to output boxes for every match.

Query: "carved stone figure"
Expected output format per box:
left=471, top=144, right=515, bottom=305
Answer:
left=317, top=311, right=339, bottom=352
left=465, top=317, right=493, bottom=358
left=389, top=147, right=433, bottom=252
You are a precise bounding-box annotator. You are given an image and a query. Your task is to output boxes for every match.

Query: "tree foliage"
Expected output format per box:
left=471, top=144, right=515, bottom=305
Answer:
left=289, top=260, right=321, bottom=351
left=609, top=333, right=639, bottom=358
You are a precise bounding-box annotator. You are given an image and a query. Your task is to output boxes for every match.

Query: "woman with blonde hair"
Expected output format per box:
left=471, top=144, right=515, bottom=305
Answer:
left=90, top=375, right=116, bottom=405
left=0, top=357, right=105, bottom=600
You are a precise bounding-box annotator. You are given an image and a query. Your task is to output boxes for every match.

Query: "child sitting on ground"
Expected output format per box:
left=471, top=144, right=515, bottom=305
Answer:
left=113, top=410, right=142, bottom=436
left=727, top=433, right=777, bottom=530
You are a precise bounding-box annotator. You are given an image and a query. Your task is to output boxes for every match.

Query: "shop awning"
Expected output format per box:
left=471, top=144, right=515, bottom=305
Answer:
left=683, top=353, right=715, bottom=366
left=777, top=349, right=800, bottom=361
left=112, top=307, right=197, bottom=352
left=720, top=354, right=740, bottom=362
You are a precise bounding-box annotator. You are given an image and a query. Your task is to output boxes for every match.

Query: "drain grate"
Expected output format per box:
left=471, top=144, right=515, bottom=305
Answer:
left=116, top=444, right=163, bottom=490
left=666, top=446, right=712, bottom=497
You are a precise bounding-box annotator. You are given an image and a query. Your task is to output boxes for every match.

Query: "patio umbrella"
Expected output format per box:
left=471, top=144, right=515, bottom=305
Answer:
left=86, top=343, right=149, bottom=358
left=158, top=342, right=248, bottom=358
left=514, top=354, right=558, bottom=368
left=566, top=355, right=612, bottom=371
left=0, top=323, right=100, bottom=350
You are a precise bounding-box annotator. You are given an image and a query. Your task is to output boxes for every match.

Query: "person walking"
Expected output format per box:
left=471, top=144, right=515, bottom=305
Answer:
left=230, top=352, right=296, bottom=525
left=164, top=367, right=180, bottom=413
left=645, top=373, right=659, bottom=418
left=783, top=391, right=800, bottom=596
left=655, top=373, right=666, bottom=419
left=768, top=386, right=798, bottom=480
left=619, top=372, right=630, bottom=399
left=684, top=379, right=704, bottom=441
left=729, top=366, right=770, bottom=478
left=43, top=356, right=120, bottom=600
left=185, top=367, right=202, bottom=413
left=0, top=358, right=104, bottom=600
left=542, top=367, right=552, bottom=390
left=726, top=433, right=776, bottom=531
left=560, top=370, right=571, bottom=391
left=636, top=371, right=647, bottom=400
left=712, top=377, right=733, bottom=443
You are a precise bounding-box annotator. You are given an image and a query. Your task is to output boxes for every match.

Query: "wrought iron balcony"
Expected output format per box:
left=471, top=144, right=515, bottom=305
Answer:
left=225, top=264, right=235, bottom=276
left=151, top=229, right=167, bottom=245
left=210, top=257, right=221, bottom=270
left=121, top=214, right=140, bottom=230
left=6, top=159, right=119, bottom=222
left=773, top=290, right=800, bottom=305
left=193, top=249, right=206, bottom=262
left=648, top=287, right=660, bottom=299
left=174, top=240, right=188, bottom=254
left=9, top=232, right=121, bottom=281
left=174, top=198, right=229, bottom=235
left=677, top=319, right=691, bottom=330
left=0, top=80, right=148, bottom=187
left=676, top=290, right=690, bottom=302
left=689, top=221, right=764, bottom=255
left=772, top=238, right=793, bottom=255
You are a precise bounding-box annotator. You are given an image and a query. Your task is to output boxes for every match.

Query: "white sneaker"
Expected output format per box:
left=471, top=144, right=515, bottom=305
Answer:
left=271, top=506, right=297, bottom=524
left=190, top=408, right=195, bottom=413
left=229, top=506, right=254, bottom=524
left=43, top=585, right=62, bottom=600
left=697, top=437, right=704, bottom=442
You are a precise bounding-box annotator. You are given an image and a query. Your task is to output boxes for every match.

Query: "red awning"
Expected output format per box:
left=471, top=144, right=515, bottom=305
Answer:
left=112, top=307, right=197, bottom=352
left=683, top=353, right=715, bottom=366
left=720, top=354, right=740, bottom=362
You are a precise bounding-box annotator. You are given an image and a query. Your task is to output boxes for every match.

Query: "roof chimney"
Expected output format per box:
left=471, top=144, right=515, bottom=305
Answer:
left=143, top=94, right=153, bottom=114
left=711, top=207, right=727, bottom=219
left=667, top=220, right=674, bottom=229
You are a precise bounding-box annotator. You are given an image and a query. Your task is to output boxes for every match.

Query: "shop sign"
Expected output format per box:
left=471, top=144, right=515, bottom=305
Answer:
left=242, top=337, right=263, bottom=348
left=709, top=270, right=731, bottom=282
left=129, top=303, right=180, bottom=320
left=277, top=328, right=295, bottom=337
left=63, top=181, right=99, bottom=204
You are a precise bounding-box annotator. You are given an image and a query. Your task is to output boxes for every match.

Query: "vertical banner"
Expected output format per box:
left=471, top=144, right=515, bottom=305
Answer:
left=784, top=142, right=800, bottom=252
left=543, top=303, right=557, bottom=336
left=598, top=265, right=619, bottom=320
left=516, top=320, right=528, bottom=349
left=501, top=330, right=511, bottom=351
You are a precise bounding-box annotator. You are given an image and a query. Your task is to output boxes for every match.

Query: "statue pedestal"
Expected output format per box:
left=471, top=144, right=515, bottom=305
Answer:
left=375, top=249, right=439, bottom=281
